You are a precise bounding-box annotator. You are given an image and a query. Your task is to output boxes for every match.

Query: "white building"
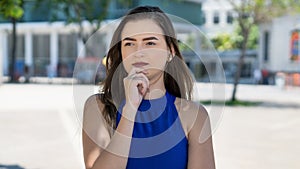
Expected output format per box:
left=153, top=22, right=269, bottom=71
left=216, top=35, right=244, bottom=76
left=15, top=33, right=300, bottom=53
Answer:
left=0, top=21, right=108, bottom=79
left=199, top=0, right=257, bottom=83
left=258, top=14, right=300, bottom=86
left=201, top=0, right=236, bottom=37
left=259, top=15, right=300, bottom=73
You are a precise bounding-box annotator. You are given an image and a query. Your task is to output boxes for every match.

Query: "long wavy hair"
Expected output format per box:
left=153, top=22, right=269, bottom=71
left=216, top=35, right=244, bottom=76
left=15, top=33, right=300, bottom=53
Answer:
left=99, top=6, right=194, bottom=129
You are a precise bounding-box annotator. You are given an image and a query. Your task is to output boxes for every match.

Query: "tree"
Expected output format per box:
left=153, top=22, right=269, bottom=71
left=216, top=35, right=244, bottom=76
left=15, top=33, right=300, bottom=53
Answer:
left=211, top=23, right=258, bottom=51
left=227, top=0, right=300, bottom=101
left=0, top=0, right=24, bottom=82
left=36, top=0, right=132, bottom=55
left=39, top=0, right=110, bottom=42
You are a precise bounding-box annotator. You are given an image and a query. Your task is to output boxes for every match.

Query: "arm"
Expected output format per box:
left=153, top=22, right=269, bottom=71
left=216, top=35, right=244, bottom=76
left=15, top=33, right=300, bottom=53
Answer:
left=83, top=68, right=149, bottom=169
left=82, top=95, right=137, bottom=169
left=187, top=105, right=216, bottom=169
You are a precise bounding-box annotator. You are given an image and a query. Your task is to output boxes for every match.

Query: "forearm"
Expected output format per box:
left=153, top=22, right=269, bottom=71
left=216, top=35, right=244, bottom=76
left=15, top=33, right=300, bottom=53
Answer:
left=91, top=106, right=136, bottom=169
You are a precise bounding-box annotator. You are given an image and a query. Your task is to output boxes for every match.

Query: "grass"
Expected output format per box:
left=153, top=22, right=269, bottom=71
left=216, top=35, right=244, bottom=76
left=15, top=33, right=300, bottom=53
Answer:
left=201, top=100, right=262, bottom=106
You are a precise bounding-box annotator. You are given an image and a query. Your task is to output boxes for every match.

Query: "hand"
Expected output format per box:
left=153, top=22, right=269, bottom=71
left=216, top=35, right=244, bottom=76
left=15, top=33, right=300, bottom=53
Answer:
left=123, top=67, right=149, bottom=109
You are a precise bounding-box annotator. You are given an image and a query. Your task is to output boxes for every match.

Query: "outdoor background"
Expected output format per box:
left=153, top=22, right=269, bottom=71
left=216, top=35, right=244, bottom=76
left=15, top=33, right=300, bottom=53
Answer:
left=1, top=0, right=300, bottom=169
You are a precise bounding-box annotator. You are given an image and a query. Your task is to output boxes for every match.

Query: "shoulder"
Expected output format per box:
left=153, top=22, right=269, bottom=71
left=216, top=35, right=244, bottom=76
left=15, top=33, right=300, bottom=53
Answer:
left=83, top=93, right=109, bottom=134
left=84, top=93, right=104, bottom=112
left=83, top=93, right=111, bottom=147
left=83, top=93, right=108, bottom=127
left=83, top=93, right=105, bottom=125
left=174, top=98, right=209, bottom=138
left=82, top=94, right=111, bottom=168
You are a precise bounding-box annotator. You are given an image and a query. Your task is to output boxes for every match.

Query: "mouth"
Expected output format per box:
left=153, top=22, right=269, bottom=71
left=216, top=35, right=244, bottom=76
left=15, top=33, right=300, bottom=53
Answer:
left=132, top=62, right=149, bottom=67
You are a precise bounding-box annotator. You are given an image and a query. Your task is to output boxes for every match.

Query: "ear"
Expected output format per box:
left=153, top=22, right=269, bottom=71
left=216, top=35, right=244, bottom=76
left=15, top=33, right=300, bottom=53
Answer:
left=168, top=45, right=175, bottom=61
left=170, top=45, right=175, bottom=57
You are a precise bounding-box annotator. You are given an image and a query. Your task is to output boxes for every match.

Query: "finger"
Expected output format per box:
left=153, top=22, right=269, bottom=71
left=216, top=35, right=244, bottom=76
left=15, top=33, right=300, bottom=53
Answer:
left=124, top=75, right=148, bottom=93
left=136, top=79, right=148, bottom=96
left=134, top=73, right=149, bottom=89
left=126, top=71, right=149, bottom=89
left=127, top=67, right=146, bottom=77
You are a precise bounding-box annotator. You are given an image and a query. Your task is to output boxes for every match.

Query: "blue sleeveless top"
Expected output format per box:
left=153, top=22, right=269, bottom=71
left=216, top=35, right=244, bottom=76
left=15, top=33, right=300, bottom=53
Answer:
left=116, top=91, right=188, bottom=169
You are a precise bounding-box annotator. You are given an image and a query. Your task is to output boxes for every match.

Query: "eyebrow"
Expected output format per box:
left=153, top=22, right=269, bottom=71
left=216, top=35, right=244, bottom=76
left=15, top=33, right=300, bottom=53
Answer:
left=122, top=36, right=159, bottom=41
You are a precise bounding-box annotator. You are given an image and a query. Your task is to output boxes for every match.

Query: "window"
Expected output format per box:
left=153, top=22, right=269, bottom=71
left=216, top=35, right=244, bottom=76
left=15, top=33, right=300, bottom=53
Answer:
left=7, top=34, right=25, bottom=76
left=241, top=63, right=252, bottom=77
left=201, top=12, right=206, bottom=25
left=227, top=11, right=233, bottom=24
left=58, top=33, right=77, bottom=77
left=213, top=11, right=220, bottom=24
left=33, top=34, right=50, bottom=76
left=7, top=34, right=25, bottom=60
left=263, top=31, right=270, bottom=61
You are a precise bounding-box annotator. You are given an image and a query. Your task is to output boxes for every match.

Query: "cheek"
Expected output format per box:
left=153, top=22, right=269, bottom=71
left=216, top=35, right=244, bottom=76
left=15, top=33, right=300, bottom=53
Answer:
left=151, top=50, right=168, bottom=63
left=121, top=50, right=131, bottom=73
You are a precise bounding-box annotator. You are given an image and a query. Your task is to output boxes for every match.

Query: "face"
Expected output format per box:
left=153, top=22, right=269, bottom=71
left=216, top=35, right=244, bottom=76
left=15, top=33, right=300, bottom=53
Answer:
left=121, top=19, right=171, bottom=80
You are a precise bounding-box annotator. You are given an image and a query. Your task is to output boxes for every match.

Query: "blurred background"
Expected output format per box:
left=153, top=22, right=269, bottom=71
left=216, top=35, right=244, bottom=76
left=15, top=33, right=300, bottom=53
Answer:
left=0, top=0, right=300, bottom=169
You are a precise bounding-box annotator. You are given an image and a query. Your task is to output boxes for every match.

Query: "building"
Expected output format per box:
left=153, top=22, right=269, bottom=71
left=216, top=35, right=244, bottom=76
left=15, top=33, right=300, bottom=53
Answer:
left=0, top=0, right=206, bottom=83
left=201, top=0, right=236, bottom=37
left=258, top=15, right=300, bottom=85
left=200, top=0, right=257, bottom=83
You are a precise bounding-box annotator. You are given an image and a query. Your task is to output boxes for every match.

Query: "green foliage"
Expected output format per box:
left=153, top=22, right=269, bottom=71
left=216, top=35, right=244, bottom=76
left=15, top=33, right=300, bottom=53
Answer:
left=0, top=0, right=24, bottom=19
left=226, top=0, right=299, bottom=101
left=247, top=25, right=259, bottom=49
left=34, top=0, right=114, bottom=42
left=211, top=23, right=258, bottom=51
left=37, top=0, right=133, bottom=25
left=36, top=0, right=107, bottom=24
left=201, top=100, right=262, bottom=107
left=211, top=32, right=239, bottom=51
left=34, top=0, right=133, bottom=41
left=178, top=35, right=195, bottom=52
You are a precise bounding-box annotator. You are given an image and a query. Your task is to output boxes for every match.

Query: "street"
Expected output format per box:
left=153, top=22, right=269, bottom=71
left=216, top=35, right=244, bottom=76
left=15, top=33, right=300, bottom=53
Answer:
left=0, top=83, right=299, bottom=169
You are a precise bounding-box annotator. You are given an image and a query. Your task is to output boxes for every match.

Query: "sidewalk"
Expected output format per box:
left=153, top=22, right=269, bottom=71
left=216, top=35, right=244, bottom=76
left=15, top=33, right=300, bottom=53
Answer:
left=0, top=83, right=299, bottom=169
left=0, top=84, right=87, bottom=169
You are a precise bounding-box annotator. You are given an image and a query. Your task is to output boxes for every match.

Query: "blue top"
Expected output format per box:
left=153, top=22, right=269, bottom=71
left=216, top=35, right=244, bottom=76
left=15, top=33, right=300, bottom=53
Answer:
left=116, top=91, right=188, bottom=169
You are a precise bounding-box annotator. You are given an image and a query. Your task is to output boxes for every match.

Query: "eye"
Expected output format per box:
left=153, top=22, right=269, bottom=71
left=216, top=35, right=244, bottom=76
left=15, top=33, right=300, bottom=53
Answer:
left=146, top=41, right=156, bottom=46
left=124, top=42, right=134, bottom=46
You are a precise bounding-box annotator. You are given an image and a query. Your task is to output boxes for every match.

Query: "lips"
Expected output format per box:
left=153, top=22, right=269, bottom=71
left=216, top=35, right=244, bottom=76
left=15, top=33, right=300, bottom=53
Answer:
left=132, top=62, right=149, bottom=67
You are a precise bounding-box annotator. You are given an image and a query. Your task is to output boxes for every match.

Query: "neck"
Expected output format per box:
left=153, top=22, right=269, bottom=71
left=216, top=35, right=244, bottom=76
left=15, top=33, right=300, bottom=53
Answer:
left=144, top=72, right=166, bottom=100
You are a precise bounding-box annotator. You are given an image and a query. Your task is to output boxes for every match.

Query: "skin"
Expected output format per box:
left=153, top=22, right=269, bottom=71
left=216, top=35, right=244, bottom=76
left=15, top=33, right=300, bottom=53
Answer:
left=82, top=19, right=215, bottom=169
left=121, top=19, right=171, bottom=104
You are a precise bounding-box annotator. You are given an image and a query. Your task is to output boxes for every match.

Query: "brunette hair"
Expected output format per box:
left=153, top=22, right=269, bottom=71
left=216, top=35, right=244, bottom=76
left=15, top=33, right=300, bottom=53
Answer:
left=99, top=6, right=193, bottom=129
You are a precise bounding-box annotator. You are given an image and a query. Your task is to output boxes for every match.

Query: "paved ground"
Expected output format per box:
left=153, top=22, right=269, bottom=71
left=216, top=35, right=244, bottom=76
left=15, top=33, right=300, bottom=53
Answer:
left=0, top=83, right=299, bottom=169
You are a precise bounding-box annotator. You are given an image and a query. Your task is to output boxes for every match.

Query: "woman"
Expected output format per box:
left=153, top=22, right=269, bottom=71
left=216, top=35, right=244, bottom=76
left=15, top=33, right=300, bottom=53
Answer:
left=82, top=6, right=215, bottom=169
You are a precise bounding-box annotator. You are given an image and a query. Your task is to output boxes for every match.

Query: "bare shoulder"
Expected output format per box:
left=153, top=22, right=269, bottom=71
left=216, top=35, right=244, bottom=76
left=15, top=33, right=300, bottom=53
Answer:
left=174, top=98, right=209, bottom=137
left=83, top=94, right=111, bottom=168
left=83, top=93, right=111, bottom=147
left=84, top=94, right=105, bottom=113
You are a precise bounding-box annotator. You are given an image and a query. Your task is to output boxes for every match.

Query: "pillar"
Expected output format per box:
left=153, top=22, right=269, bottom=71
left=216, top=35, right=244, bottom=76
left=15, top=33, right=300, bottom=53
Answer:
left=50, top=31, right=58, bottom=77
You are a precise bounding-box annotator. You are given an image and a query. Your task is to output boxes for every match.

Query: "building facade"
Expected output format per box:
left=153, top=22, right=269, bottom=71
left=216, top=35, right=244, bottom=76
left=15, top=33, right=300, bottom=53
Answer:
left=200, top=0, right=257, bottom=83
left=258, top=15, right=300, bottom=85
left=201, top=0, right=236, bottom=37
left=0, top=0, right=205, bottom=83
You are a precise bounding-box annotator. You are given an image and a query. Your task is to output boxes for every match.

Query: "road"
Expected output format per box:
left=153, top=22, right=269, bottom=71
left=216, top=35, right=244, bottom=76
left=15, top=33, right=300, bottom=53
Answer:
left=0, top=83, right=299, bottom=169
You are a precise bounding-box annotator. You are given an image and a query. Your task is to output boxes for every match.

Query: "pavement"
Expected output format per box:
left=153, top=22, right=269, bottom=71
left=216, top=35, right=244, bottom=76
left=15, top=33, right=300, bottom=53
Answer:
left=0, top=83, right=299, bottom=169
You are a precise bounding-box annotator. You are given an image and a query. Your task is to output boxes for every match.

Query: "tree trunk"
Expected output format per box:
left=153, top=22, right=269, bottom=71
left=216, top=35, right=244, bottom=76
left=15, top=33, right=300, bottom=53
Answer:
left=9, top=17, right=17, bottom=83
left=231, top=31, right=249, bottom=101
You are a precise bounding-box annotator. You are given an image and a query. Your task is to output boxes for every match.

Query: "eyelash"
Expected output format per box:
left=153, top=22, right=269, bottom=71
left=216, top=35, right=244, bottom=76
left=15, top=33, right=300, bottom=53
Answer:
left=124, top=43, right=133, bottom=46
left=124, top=42, right=156, bottom=47
left=146, top=42, right=156, bottom=45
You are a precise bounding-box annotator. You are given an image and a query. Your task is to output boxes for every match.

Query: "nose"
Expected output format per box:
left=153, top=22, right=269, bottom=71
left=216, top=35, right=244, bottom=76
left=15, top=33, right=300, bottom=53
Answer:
left=135, top=43, right=145, bottom=57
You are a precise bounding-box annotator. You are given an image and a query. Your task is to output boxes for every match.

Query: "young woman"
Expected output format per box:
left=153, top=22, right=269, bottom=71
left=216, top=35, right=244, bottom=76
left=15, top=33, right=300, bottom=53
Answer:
left=82, top=6, right=215, bottom=169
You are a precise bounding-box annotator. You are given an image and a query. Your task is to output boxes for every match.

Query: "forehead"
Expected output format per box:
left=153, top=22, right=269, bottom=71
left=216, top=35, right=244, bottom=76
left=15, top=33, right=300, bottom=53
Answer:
left=121, top=19, right=164, bottom=39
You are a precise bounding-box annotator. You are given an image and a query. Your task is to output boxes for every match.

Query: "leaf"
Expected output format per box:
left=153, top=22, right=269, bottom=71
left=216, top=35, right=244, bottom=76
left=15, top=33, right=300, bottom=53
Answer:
left=0, top=0, right=24, bottom=19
